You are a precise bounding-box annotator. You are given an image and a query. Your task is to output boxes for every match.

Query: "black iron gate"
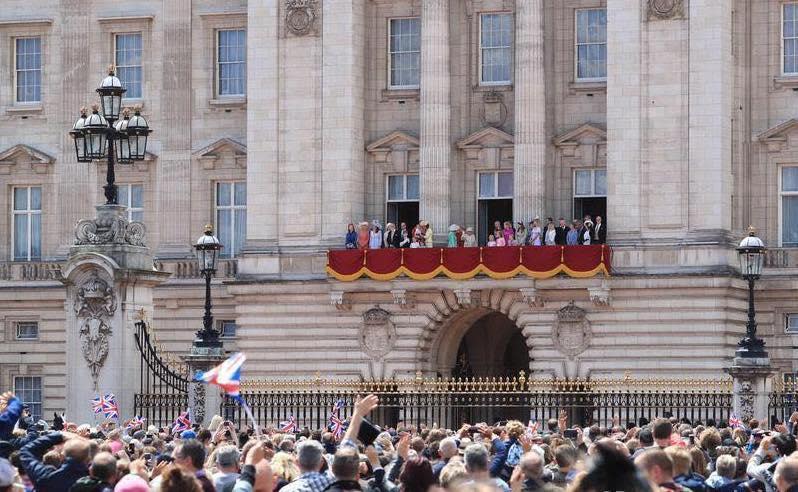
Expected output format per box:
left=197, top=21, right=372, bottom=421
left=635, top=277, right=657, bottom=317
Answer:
left=133, top=321, right=190, bottom=427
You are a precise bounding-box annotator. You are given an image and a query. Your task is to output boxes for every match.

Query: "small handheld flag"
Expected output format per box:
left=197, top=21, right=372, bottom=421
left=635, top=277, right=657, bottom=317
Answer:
left=172, top=411, right=192, bottom=435
left=100, top=394, right=119, bottom=420
left=729, top=414, right=742, bottom=429
left=91, top=396, right=104, bottom=415
left=195, top=353, right=246, bottom=402
left=527, top=420, right=539, bottom=436
left=126, top=416, right=146, bottom=430
left=330, top=415, right=347, bottom=439
left=280, top=415, right=298, bottom=433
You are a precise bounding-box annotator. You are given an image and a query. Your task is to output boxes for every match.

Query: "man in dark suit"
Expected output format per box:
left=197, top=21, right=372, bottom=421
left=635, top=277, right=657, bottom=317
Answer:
left=555, top=218, right=569, bottom=245
left=593, top=216, right=606, bottom=244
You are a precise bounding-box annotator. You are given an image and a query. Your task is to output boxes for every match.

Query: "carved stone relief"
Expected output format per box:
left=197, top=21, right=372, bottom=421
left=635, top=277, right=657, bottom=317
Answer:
left=360, top=307, right=396, bottom=360
left=648, top=0, right=685, bottom=20
left=75, top=206, right=146, bottom=247
left=552, top=301, right=592, bottom=358
left=285, top=0, right=319, bottom=37
left=74, top=274, right=117, bottom=388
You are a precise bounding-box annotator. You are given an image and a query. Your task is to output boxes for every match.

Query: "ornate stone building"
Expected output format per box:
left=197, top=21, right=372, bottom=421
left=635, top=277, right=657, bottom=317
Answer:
left=0, top=0, right=798, bottom=419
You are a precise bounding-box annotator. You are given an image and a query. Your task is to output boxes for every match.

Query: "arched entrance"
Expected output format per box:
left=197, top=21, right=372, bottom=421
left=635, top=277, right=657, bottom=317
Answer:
left=450, top=311, right=529, bottom=379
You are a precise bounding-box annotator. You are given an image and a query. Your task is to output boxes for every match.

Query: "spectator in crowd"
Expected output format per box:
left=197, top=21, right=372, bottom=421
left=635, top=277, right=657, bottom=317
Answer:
left=634, top=448, right=682, bottom=491
left=174, top=439, right=215, bottom=492
left=463, top=443, right=510, bottom=492
left=774, top=456, right=798, bottom=492
left=212, top=445, right=240, bottom=491
left=20, top=431, right=91, bottom=492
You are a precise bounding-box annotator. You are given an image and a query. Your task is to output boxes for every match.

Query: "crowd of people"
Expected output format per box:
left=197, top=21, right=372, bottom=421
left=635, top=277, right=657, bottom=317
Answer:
left=4, top=390, right=798, bottom=491
left=344, top=216, right=606, bottom=250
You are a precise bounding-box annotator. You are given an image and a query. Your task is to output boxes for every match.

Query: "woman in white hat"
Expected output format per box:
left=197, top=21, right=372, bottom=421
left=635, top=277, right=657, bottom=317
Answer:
left=463, top=227, right=477, bottom=247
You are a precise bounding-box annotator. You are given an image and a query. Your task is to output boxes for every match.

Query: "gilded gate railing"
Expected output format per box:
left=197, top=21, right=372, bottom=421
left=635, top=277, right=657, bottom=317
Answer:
left=221, top=371, right=740, bottom=431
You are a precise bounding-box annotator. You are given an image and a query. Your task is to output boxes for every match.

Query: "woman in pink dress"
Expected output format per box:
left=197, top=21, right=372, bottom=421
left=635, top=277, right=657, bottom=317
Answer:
left=502, top=221, right=515, bottom=246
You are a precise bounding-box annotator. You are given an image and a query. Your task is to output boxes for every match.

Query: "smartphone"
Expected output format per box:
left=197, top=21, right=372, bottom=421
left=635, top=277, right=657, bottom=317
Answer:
left=563, top=429, right=578, bottom=439
left=142, top=453, right=152, bottom=468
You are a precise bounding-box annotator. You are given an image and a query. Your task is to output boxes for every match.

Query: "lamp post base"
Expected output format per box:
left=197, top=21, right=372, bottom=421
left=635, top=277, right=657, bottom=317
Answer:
left=725, top=357, right=775, bottom=425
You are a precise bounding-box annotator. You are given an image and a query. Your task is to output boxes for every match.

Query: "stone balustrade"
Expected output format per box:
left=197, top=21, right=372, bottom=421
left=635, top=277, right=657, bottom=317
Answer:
left=0, top=259, right=238, bottom=281
left=153, top=258, right=238, bottom=279
left=764, top=248, right=798, bottom=269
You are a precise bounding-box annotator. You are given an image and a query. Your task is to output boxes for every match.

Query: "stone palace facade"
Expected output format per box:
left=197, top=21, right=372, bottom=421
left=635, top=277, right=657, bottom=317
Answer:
left=0, top=0, right=798, bottom=419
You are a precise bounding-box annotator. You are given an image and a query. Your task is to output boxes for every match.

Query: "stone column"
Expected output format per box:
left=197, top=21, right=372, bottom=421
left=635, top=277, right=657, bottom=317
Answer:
left=513, top=0, right=546, bottom=222
left=184, top=353, right=227, bottom=426
left=419, top=0, right=451, bottom=244
left=726, top=357, right=776, bottom=427
left=62, top=205, right=170, bottom=424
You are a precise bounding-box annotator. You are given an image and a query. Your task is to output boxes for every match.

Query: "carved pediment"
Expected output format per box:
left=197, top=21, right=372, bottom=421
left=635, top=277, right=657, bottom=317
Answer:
left=193, top=138, right=247, bottom=169
left=758, top=119, right=798, bottom=153
left=0, top=144, right=54, bottom=174
left=553, top=123, right=607, bottom=147
left=366, top=131, right=420, bottom=153
left=456, top=127, right=514, bottom=150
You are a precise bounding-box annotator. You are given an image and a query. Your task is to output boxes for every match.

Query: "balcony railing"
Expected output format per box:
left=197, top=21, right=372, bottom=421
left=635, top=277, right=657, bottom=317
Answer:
left=0, top=258, right=238, bottom=282
left=764, top=248, right=798, bottom=269
left=153, top=258, right=238, bottom=279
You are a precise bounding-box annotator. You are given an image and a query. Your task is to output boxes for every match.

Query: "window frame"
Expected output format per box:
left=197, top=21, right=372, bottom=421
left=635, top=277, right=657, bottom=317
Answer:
left=15, top=321, right=39, bottom=340
left=387, top=17, right=421, bottom=91
left=13, top=36, right=42, bottom=104
left=13, top=376, right=42, bottom=420
left=574, top=8, right=607, bottom=83
left=385, top=174, right=420, bottom=203
left=117, top=183, right=144, bottom=223
left=783, top=3, right=798, bottom=76
left=779, top=165, right=798, bottom=247
left=215, top=28, right=247, bottom=98
left=214, top=180, right=246, bottom=258
left=786, top=313, right=798, bottom=334
left=478, top=12, right=514, bottom=87
left=477, top=171, right=514, bottom=200
left=11, top=186, right=42, bottom=262
left=572, top=168, right=607, bottom=198
left=114, top=32, right=143, bottom=100
left=217, top=319, right=238, bottom=338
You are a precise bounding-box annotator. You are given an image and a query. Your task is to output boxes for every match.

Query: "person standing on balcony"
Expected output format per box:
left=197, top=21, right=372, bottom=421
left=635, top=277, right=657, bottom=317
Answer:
left=515, top=223, right=527, bottom=246
left=581, top=220, right=593, bottom=245
left=567, top=221, right=580, bottom=245
left=369, top=223, right=383, bottom=249
left=463, top=227, right=477, bottom=247
left=357, top=223, right=370, bottom=249
left=345, top=224, right=357, bottom=249
left=529, top=218, right=542, bottom=246
left=384, top=223, right=400, bottom=248
left=423, top=222, right=433, bottom=248
left=555, top=218, right=569, bottom=245
left=493, top=221, right=503, bottom=241
left=502, top=222, right=515, bottom=245
left=593, top=216, right=606, bottom=244
left=399, top=223, right=410, bottom=248
left=487, top=234, right=498, bottom=247
left=448, top=225, right=459, bottom=247
left=545, top=222, right=557, bottom=246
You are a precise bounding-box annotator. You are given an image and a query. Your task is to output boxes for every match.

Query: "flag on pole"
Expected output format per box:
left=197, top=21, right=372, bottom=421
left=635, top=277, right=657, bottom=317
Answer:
left=280, top=415, right=298, bottom=433
left=729, top=414, right=742, bottom=429
left=330, top=415, right=347, bottom=439
left=194, top=353, right=246, bottom=402
left=98, top=394, right=119, bottom=420
left=172, top=411, right=192, bottom=435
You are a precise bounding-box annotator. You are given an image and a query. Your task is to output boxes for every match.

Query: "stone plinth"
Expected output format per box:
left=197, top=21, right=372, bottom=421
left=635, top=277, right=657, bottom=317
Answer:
left=62, top=204, right=170, bottom=424
left=725, top=357, right=776, bottom=426
left=184, top=347, right=227, bottom=426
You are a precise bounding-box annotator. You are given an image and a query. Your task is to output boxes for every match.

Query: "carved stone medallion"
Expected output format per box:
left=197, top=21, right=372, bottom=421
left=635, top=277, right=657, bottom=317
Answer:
left=648, top=0, right=685, bottom=20
left=551, top=301, right=591, bottom=357
left=360, top=307, right=396, bottom=360
left=75, top=205, right=146, bottom=247
left=74, top=274, right=117, bottom=387
left=285, top=0, right=319, bottom=36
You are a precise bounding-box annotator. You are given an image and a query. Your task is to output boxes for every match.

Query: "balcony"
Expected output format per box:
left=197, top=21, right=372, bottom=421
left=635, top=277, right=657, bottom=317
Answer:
left=764, top=248, right=798, bottom=269
left=326, top=245, right=611, bottom=281
left=0, top=258, right=238, bottom=282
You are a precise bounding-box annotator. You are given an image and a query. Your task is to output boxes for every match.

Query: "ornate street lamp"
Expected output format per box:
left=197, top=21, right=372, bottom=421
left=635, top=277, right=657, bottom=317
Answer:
left=67, top=65, right=153, bottom=205
left=736, top=226, right=767, bottom=358
left=194, top=224, right=224, bottom=348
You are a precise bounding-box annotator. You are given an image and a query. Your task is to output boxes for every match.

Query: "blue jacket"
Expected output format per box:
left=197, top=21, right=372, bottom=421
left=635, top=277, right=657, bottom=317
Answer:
left=0, top=397, right=23, bottom=440
left=20, top=432, right=90, bottom=492
left=674, top=472, right=707, bottom=491
left=490, top=437, right=519, bottom=477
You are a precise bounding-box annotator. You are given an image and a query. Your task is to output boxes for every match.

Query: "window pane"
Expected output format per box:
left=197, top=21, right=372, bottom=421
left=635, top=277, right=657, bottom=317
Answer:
left=116, top=33, right=143, bottom=98
left=234, top=209, right=246, bottom=256
left=30, top=187, right=41, bottom=210
left=575, top=170, right=592, bottom=196
left=234, top=182, right=246, bottom=206
left=217, top=182, right=231, bottom=206
left=14, top=215, right=28, bottom=260
left=479, top=173, right=495, bottom=198
left=389, top=18, right=420, bottom=88
left=497, top=172, right=514, bottom=197
left=784, top=167, right=798, bottom=192
left=220, top=321, right=237, bottom=337
left=14, top=188, right=28, bottom=210
left=131, top=185, right=144, bottom=208
left=387, top=176, right=403, bottom=200
left=406, top=174, right=420, bottom=200
left=118, top=185, right=129, bottom=208
left=595, top=170, right=607, bottom=196
left=16, top=322, right=38, bottom=340
left=14, top=377, right=42, bottom=421
left=218, top=29, right=247, bottom=96
left=784, top=196, right=798, bottom=246
left=216, top=209, right=232, bottom=257
left=132, top=210, right=144, bottom=222
left=30, top=214, right=41, bottom=259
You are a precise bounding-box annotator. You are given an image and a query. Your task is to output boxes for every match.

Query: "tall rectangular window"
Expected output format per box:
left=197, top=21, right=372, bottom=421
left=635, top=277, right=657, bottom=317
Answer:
left=782, top=167, right=798, bottom=247
left=217, top=29, right=246, bottom=96
left=389, top=18, right=420, bottom=89
left=15, top=37, right=41, bottom=103
left=575, top=9, right=607, bottom=81
left=116, top=33, right=143, bottom=99
left=118, top=184, right=144, bottom=222
left=13, top=376, right=42, bottom=420
left=480, top=13, right=513, bottom=85
left=216, top=182, right=246, bottom=257
left=785, top=4, right=798, bottom=75
left=13, top=186, right=41, bottom=261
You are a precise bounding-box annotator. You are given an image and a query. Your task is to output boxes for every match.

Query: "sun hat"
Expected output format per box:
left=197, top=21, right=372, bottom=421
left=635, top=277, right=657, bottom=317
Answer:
left=114, top=474, right=150, bottom=492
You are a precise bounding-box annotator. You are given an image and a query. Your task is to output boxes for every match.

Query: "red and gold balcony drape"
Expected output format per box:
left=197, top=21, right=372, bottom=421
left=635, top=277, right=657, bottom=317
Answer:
left=326, top=245, right=611, bottom=281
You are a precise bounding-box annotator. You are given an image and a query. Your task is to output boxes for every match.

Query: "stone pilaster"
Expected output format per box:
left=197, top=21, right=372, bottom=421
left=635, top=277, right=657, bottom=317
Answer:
left=726, top=358, right=775, bottom=426
left=155, top=0, right=193, bottom=256
left=513, top=0, right=546, bottom=222
left=419, top=0, right=451, bottom=244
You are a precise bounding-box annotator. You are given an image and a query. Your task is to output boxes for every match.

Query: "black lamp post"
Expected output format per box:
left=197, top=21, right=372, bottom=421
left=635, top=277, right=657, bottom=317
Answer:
left=736, top=226, right=767, bottom=359
left=68, top=65, right=152, bottom=205
left=194, top=224, right=224, bottom=348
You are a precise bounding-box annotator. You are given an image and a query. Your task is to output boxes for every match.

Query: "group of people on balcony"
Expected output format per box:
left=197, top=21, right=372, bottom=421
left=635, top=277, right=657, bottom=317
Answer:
left=344, top=215, right=606, bottom=250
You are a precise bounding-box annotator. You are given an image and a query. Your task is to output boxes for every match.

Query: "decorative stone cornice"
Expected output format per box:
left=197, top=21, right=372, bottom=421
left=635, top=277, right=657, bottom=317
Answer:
left=0, top=144, right=55, bottom=174
left=193, top=138, right=247, bottom=169
left=758, top=119, right=798, bottom=153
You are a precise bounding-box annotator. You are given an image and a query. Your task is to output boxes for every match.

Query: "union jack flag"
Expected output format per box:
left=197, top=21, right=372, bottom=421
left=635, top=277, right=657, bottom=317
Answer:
left=126, top=416, right=146, bottom=430
left=330, top=415, right=347, bottom=439
left=172, top=411, right=192, bottom=435
left=331, top=399, right=345, bottom=418
left=729, top=414, right=742, bottom=429
left=280, top=415, right=298, bottom=433
left=92, top=394, right=119, bottom=420
left=91, top=396, right=105, bottom=415
left=195, top=353, right=246, bottom=403
left=527, top=420, right=539, bottom=435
